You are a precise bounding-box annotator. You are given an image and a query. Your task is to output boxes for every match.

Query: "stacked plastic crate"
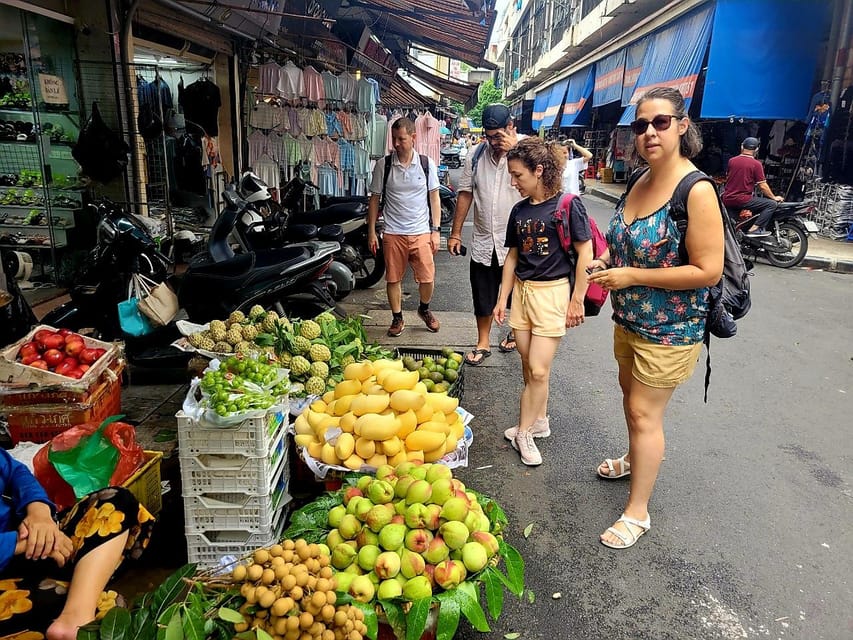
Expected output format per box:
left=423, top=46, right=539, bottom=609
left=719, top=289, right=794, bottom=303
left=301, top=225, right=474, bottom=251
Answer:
left=177, top=405, right=291, bottom=569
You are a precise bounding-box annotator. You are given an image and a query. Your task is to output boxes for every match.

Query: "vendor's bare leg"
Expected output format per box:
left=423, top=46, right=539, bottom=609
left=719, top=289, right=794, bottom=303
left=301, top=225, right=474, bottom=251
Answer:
left=517, top=333, right=548, bottom=422
left=475, top=315, right=492, bottom=350
left=47, top=531, right=130, bottom=640
left=387, top=281, right=403, bottom=313
left=418, top=281, right=434, bottom=305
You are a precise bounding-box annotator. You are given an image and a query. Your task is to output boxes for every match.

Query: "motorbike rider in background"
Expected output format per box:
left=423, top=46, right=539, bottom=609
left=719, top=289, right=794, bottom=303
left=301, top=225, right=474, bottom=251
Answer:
left=721, top=137, right=783, bottom=237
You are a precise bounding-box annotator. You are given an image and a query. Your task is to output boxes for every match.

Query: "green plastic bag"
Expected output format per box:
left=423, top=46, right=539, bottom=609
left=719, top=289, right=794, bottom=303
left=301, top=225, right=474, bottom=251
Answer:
left=48, top=415, right=122, bottom=499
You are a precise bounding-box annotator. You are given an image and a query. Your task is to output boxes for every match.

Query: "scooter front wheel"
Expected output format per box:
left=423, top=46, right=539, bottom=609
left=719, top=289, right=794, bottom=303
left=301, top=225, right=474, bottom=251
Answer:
left=765, top=222, right=808, bottom=268
left=354, top=246, right=385, bottom=289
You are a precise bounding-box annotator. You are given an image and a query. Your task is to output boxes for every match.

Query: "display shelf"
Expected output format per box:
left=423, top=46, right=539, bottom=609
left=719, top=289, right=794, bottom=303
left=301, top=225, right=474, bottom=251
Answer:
left=0, top=106, right=78, bottom=115
left=0, top=242, right=65, bottom=249
left=0, top=139, right=74, bottom=147
left=0, top=223, right=72, bottom=229
left=0, top=205, right=77, bottom=211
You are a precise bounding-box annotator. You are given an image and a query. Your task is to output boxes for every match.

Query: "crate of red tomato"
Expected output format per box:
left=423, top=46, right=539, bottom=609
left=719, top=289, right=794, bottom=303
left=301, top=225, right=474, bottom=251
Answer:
left=0, top=324, right=119, bottom=391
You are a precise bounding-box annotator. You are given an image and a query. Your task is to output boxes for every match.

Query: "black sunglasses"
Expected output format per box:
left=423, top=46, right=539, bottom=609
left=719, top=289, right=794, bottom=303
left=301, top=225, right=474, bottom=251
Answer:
left=629, top=114, right=680, bottom=135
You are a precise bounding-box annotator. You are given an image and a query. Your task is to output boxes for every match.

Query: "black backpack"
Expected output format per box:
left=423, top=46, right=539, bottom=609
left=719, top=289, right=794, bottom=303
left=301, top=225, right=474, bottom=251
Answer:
left=621, top=167, right=752, bottom=400
left=72, top=102, right=130, bottom=184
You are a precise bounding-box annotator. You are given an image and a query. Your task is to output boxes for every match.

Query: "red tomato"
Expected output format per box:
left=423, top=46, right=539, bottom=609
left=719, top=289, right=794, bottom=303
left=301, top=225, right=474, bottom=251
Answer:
left=21, top=354, right=42, bottom=365
left=65, top=369, right=85, bottom=379
left=42, top=334, right=66, bottom=350
left=78, top=364, right=90, bottom=372
left=64, top=339, right=85, bottom=357
left=43, top=349, right=65, bottom=368
left=17, top=342, right=39, bottom=360
left=78, top=348, right=99, bottom=365
left=28, top=360, right=49, bottom=370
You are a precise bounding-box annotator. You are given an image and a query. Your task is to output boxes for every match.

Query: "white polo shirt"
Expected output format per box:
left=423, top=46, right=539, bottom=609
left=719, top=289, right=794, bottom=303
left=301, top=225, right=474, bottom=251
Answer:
left=369, top=152, right=439, bottom=235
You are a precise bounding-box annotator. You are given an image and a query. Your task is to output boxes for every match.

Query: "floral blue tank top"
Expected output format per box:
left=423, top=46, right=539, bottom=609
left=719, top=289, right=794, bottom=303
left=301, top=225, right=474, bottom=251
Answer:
left=606, top=202, right=709, bottom=345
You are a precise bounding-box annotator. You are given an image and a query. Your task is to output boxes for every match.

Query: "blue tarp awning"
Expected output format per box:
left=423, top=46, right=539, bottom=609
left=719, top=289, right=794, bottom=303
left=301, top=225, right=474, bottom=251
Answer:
left=531, top=87, right=550, bottom=131
left=539, top=79, right=569, bottom=129
left=593, top=49, right=625, bottom=107
left=560, top=66, right=594, bottom=127
left=618, top=5, right=715, bottom=126
left=621, top=39, right=648, bottom=107
left=701, top=0, right=830, bottom=120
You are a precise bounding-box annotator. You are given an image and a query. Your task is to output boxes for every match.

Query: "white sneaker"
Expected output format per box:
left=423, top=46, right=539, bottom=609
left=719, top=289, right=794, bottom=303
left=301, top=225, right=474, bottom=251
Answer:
left=504, top=416, right=550, bottom=441
left=512, top=430, right=542, bottom=466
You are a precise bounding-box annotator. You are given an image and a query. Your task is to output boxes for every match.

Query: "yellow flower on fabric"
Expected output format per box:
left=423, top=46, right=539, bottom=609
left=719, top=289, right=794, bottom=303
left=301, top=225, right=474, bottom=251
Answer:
left=0, top=589, right=33, bottom=621
left=74, top=506, right=99, bottom=539
left=0, top=579, right=22, bottom=591
left=3, top=631, right=44, bottom=640
left=138, top=504, right=155, bottom=524
left=95, top=590, right=119, bottom=620
left=89, top=503, right=125, bottom=537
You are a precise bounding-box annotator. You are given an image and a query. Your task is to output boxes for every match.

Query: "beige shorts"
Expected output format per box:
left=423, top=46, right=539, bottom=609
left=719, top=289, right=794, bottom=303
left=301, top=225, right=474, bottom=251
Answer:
left=613, top=325, right=703, bottom=388
left=382, top=233, right=435, bottom=284
left=508, top=278, right=569, bottom=338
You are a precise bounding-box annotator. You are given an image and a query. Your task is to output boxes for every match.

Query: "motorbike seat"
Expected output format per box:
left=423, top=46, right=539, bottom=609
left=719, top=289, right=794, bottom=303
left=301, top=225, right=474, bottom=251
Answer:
left=318, top=224, right=344, bottom=242
left=322, top=195, right=369, bottom=206
left=253, top=246, right=312, bottom=271
left=290, top=202, right=367, bottom=226
left=289, top=223, right=319, bottom=241
left=188, top=252, right=255, bottom=279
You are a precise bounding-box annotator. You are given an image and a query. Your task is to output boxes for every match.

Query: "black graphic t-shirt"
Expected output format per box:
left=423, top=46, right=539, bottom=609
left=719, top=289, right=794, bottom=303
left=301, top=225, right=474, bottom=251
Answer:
left=505, top=193, right=591, bottom=281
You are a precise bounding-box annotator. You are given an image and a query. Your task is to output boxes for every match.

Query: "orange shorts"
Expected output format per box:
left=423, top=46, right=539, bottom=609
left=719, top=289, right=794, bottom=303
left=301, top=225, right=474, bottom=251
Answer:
left=382, top=233, right=435, bottom=284
left=613, top=325, right=703, bottom=388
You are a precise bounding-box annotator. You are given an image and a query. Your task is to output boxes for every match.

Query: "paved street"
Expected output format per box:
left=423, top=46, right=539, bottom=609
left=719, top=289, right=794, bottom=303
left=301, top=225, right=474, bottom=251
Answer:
left=381, top=194, right=853, bottom=639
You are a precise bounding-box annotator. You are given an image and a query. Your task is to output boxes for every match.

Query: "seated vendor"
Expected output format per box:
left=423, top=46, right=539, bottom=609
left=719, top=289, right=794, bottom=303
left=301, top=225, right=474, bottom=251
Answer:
left=0, top=449, right=154, bottom=640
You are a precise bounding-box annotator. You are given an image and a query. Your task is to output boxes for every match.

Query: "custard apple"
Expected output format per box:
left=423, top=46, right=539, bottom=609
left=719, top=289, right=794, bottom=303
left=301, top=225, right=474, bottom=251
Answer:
left=241, top=325, right=258, bottom=341
left=305, top=376, right=326, bottom=396
left=300, top=319, right=321, bottom=340
left=309, top=343, right=331, bottom=362
left=290, top=355, right=311, bottom=376
left=292, top=335, right=311, bottom=354
left=279, top=352, right=292, bottom=365
left=340, top=354, right=356, bottom=367
left=212, top=341, right=232, bottom=353
left=226, top=327, right=244, bottom=345
left=315, top=311, right=336, bottom=325
left=188, top=332, right=204, bottom=347
left=248, top=304, right=266, bottom=321
left=227, top=310, right=246, bottom=326
left=261, top=311, right=280, bottom=332
left=196, top=336, right=215, bottom=351
left=276, top=316, right=292, bottom=331
left=236, top=341, right=253, bottom=355
left=209, top=320, right=227, bottom=341
left=309, top=361, right=329, bottom=379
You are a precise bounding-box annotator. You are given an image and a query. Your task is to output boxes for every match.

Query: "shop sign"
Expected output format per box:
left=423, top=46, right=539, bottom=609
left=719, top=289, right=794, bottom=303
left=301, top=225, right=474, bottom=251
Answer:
left=38, top=74, right=68, bottom=105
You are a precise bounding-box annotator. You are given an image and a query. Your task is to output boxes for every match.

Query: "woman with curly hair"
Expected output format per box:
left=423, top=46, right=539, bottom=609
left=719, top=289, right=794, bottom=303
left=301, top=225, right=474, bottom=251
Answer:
left=494, top=137, right=594, bottom=466
left=0, top=449, right=154, bottom=639
left=587, top=87, right=724, bottom=549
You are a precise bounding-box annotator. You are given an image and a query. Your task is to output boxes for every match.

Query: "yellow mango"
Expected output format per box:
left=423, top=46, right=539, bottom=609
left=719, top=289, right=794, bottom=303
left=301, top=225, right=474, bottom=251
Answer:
left=396, top=409, right=417, bottom=439
left=423, top=442, right=447, bottom=463
left=335, top=432, right=355, bottom=459
left=364, top=383, right=387, bottom=396
left=445, top=411, right=459, bottom=425
left=430, top=412, right=446, bottom=423
left=344, top=361, right=374, bottom=381
left=322, top=390, right=336, bottom=404
left=413, top=381, right=428, bottom=395
left=343, top=454, right=365, bottom=471
left=355, top=412, right=399, bottom=441
left=451, top=423, right=465, bottom=441
left=387, top=451, right=408, bottom=467
left=381, top=370, right=420, bottom=393
left=418, top=421, right=451, bottom=435
left=310, top=399, right=327, bottom=413
left=339, top=412, right=357, bottom=433
left=444, top=434, right=459, bottom=453
left=350, top=393, right=391, bottom=416
left=334, top=379, right=362, bottom=399
left=354, top=436, right=376, bottom=459
left=372, top=358, right=404, bottom=372
left=306, top=409, right=328, bottom=431
left=381, top=436, right=402, bottom=456
left=414, top=403, right=434, bottom=424
left=307, top=441, right=323, bottom=460
left=405, top=430, right=446, bottom=452
left=294, top=434, right=316, bottom=447
left=390, top=389, right=426, bottom=413
left=321, top=443, right=339, bottom=466
left=406, top=449, right=424, bottom=464
left=332, top=395, right=354, bottom=416
left=425, top=392, right=459, bottom=414
left=366, top=453, right=387, bottom=468
left=293, top=413, right=313, bottom=435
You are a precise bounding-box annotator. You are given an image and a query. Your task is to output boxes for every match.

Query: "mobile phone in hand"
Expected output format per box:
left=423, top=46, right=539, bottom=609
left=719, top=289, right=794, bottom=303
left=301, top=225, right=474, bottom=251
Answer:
left=459, top=245, right=468, bottom=256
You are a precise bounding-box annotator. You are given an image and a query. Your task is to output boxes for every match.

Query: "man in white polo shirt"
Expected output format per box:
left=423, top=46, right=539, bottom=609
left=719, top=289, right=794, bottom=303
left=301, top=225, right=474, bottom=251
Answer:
left=367, top=117, right=442, bottom=337
left=448, top=104, right=523, bottom=365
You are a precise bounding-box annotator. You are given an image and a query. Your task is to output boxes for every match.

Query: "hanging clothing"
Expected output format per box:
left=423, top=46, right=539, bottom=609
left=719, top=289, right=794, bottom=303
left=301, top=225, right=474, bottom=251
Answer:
left=247, top=130, right=269, bottom=169
left=350, top=113, right=367, bottom=141
left=175, top=133, right=206, bottom=194
left=283, top=133, right=301, bottom=167
left=278, top=62, right=304, bottom=101
left=255, top=153, right=280, bottom=192
left=317, top=163, right=338, bottom=196
left=326, top=112, right=344, bottom=137
left=302, top=66, right=325, bottom=105
left=321, top=71, right=341, bottom=106
left=415, top=112, right=441, bottom=166
left=371, top=113, right=388, bottom=158
left=258, top=62, right=281, bottom=95
left=249, top=101, right=282, bottom=131
left=180, top=79, right=221, bottom=136
left=310, top=109, right=327, bottom=137
left=356, top=78, right=375, bottom=114
left=338, top=72, right=357, bottom=104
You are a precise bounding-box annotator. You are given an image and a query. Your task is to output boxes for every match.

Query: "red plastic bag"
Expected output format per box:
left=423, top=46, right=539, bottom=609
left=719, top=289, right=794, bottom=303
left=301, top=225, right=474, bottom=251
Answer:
left=33, top=417, right=145, bottom=511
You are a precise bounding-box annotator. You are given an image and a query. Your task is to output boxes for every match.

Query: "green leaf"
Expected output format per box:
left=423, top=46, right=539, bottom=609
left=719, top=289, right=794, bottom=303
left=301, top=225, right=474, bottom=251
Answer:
left=351, top=602, right=378, bottom=640
left=164, top=610, right=182, bottom=640
left=157, top=603, right=180, bottom=626
left=99, top=606, right=131, bottom=640
left=151, top=564, right=196, bottom=622
left=217, top=607, right=245, bottom=624
left=527, top=589, right=535, bottom=604
left=499, top=542, right=526, bottom=596
left=435, top=592, right=461, bottom=640
left=256, top=628, right=274, bottom=640
left=131, top=608, right=155, bottom=640
left=522, top=523, right=534, bottom=538
left=154, top=428, right=177, bottom=442
left=456, top=582, right=490, bottom=632
left=203, top=619, right=215, bottom=635
left=380, top=600, right=407, bottom=639
left=77, top=623, right=101, bottom=640
left=481, top=567, right=505, bottom=620
left=182, top=607, right=206, bottom=640
left=405, top=598, right=431, bottom=640
left=504, top=634, right=522, bottom=639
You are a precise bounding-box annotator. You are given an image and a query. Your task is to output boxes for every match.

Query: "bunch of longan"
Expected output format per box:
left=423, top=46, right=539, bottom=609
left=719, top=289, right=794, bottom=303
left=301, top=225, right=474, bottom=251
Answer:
left=230, top=538, right=368, bottom=640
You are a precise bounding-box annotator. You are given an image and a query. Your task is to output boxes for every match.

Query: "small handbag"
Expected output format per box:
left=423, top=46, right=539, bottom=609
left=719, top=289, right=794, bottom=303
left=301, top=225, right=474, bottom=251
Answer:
left=135, top=274, right=179, bottom=326
left=117, top=276, right=155, bottom=336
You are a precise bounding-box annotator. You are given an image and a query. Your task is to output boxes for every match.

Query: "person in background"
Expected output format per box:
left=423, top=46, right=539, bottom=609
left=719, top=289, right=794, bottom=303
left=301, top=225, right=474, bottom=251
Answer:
left=561, top=138, right=593, bottom=195
left=721, top=136, right=782, bottom=237
left=0, top=449, right=154, bottom=639
left=367, top=117, right=442, bottom=337
left=448, top=104, right=523, bottom=365
left=587, top=86, right=724, bottom=549
left=494, top=137, right=593, bottom=466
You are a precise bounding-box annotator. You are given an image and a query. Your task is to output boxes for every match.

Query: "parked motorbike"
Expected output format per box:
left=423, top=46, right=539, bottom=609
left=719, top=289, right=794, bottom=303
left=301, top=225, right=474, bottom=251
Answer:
left=726, top=201, right=818, bottom=268
left=438, top=164, right=450, bottom=187
left=439, top=183, right=456, bottom=226
left=440, top=144, right=462, bottom=169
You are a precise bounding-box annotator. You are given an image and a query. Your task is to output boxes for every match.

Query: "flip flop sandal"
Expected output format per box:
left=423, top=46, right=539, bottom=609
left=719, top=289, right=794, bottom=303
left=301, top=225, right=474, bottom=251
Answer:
left=597, top=454, right=631, bottom=479
left=463, top=348, right=491, bottom=366
left=600, top=514, right=650, bottom=549
left=498, top=332, right=517, bottom=353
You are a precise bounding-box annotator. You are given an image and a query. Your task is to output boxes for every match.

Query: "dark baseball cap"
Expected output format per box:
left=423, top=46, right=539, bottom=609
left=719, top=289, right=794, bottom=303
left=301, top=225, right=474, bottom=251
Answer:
left=742, top=137, right=759, bottom=150
left=482, top=104, right=511, bottom=129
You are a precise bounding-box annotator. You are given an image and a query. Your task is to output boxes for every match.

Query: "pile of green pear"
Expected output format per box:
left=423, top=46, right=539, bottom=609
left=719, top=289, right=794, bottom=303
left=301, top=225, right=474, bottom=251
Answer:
left=326, top=461, right=500, bottom=604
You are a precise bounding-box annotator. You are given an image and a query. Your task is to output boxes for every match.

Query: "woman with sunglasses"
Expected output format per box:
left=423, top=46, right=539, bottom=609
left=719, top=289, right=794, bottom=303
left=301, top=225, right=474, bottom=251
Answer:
left=586, top=87, right=724, bottom=549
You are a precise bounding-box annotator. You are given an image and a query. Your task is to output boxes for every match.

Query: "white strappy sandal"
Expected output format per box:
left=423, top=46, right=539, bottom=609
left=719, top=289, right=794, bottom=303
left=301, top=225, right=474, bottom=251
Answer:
left=600, top=514, right=650, bottom=549
left=597, top=454, right=631, bottom=479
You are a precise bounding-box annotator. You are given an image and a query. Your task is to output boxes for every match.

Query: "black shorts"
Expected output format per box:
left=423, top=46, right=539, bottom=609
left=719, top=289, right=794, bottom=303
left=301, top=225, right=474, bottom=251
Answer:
left=469, top=250, right=510, bottom=317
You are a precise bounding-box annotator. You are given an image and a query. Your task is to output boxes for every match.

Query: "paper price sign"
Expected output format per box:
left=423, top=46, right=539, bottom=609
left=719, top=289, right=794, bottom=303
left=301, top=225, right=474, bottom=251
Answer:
left=38, top=74, right=68, bottom=104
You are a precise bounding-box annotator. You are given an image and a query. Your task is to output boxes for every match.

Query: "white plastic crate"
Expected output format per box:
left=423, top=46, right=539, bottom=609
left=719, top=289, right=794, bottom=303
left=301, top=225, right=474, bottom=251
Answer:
left=179, top=428, right=286, bottom=496
left=186, top=507, right=288, bottom=569
left=176, top=408, right=287, bottom=456
left=183, top=457, right=291, bottom=534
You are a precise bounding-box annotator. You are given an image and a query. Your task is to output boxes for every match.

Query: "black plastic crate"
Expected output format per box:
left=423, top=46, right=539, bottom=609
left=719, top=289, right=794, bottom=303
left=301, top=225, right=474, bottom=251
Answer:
left=394, top=348, right=465, bottom=401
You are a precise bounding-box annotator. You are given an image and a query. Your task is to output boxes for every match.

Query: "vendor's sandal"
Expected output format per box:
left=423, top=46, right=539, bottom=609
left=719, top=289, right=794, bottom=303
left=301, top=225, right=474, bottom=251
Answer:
left=498, top=332, right=517, bottom=353
left=600, top=514, right=650, bottom=549
left=597, top=454, right=630, bottom=479
left=464, top=348, right=491, bottom=366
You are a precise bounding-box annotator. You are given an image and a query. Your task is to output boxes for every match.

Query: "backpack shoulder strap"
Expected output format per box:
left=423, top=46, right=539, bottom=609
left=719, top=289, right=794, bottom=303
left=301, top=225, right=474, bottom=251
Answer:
left=471, top=142, right=488, bottom=173
left=380, top=153, right=393, bottom=209
left=668, top=170, right=715, bottom=263
left=419, top=153, right=429, bottom=179
left=555, top=192, right=577, bottom=250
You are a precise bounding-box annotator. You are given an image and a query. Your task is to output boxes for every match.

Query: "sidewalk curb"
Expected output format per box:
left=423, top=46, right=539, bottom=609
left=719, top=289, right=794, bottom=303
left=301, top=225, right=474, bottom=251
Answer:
left=586, top=186, right=622, bottom=204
